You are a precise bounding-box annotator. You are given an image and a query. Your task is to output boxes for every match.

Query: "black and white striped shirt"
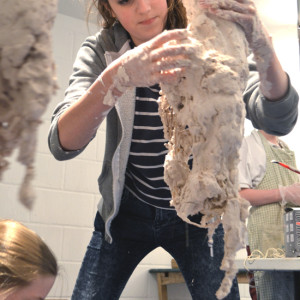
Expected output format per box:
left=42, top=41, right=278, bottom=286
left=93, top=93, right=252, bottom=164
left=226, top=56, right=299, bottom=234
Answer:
left=124, top=84, right=174, bottom=209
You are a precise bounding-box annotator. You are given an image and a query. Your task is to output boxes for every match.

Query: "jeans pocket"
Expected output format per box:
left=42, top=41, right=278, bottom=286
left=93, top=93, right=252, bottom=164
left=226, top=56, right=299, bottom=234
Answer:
left=94, top=212, right=105, bottom=233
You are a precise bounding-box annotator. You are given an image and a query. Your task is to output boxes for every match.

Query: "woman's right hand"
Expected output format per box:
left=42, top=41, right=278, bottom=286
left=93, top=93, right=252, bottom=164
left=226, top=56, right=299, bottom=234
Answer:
left=110, top=29, right=195, bottom=90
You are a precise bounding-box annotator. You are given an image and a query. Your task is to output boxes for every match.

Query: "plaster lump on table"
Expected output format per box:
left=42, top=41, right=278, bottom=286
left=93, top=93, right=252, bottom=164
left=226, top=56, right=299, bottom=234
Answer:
left=0, top=0, right=57, bottom=208
left=158, top=1, right=250, bottom=298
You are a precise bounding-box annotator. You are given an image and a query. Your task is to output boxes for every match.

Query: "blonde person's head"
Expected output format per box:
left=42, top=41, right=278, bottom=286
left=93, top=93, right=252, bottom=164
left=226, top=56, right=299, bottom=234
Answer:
left=88, top=0, right=187, bottom=29
left=0, top=219, right=58, bottom=298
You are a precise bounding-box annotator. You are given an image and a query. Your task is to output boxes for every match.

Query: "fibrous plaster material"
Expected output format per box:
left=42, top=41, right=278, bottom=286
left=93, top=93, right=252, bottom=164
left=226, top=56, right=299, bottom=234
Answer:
left=158, top=2, right=250, bottom=299
left=0, top=0, right=57, bottom=208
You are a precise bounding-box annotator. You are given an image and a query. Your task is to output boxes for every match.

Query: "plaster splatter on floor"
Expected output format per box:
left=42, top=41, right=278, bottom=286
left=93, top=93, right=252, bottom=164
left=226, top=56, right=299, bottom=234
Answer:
left=158, top=1, right=250, bottom=298
left=0, top=0, right=57, bottom=208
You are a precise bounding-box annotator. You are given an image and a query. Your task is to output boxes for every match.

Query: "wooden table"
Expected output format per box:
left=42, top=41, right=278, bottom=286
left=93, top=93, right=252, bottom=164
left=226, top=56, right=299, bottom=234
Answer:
left=149, top=267, right=248, bottom=300
left=149, top=258, right=300, bottom=300
left=149, top=268, right=185, bottom=300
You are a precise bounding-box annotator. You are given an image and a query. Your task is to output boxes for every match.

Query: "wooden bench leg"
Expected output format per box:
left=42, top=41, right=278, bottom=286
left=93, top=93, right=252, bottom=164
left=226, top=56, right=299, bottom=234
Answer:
left=156, top=273, right=168, bottom=300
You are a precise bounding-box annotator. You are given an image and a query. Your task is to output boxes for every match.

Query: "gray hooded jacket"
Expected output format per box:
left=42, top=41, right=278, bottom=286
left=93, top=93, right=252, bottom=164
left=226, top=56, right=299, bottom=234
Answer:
left=48, top=23, right=299, bottom=242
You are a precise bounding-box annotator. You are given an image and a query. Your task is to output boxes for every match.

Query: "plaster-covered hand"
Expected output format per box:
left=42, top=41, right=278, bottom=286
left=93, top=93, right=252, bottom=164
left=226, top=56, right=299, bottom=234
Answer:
left=198, top=0, right=272, bottom=55
left=110, top=29, right=195, bottom=90
left=198, top=0, right=289, bottom=101
left=279, top=183, right=300, bottom=206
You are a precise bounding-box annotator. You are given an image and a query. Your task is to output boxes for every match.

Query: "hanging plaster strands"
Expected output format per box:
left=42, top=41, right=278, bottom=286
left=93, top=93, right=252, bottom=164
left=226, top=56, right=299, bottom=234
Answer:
left=244, top=248, right=285, bottom=271
left=158, top=1, right=250, bottom=299
left=0, top=0, right=57, bottom=208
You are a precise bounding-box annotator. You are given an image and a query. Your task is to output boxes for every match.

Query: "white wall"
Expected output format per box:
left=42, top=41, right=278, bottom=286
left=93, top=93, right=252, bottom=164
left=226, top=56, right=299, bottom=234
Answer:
left=0, top=0, right=298, bottom=299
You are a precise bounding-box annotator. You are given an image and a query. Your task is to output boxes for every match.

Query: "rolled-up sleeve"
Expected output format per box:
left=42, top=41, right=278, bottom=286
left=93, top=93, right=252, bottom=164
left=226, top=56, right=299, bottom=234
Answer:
left=48, top=34, right=106, bottom=161
left=243, top=56, right=298, bottom=136
left=48, top=113, right=86, bottom=161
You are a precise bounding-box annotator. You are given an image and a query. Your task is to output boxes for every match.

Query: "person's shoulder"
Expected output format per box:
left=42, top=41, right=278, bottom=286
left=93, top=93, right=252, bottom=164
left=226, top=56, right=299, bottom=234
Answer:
left=245, top=129, right=259, bottom=140
left=243, top=130, right=263, bottom=148
left=74, top=25, right=127, bottom=59
left=95, top=23, right=130, bottom=52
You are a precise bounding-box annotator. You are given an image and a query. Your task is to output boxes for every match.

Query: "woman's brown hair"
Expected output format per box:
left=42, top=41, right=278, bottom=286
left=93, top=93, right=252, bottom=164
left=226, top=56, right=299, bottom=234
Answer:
left=88, top=0, right=187, bottom=29
left=0, top=220, right=58, bottom=297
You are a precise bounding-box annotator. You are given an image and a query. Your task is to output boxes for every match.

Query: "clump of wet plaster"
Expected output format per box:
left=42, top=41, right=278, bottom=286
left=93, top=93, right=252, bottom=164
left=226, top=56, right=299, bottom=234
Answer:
left=0, top=0, right=57, bottom=208
left=158, top=1, right=250, bottom=299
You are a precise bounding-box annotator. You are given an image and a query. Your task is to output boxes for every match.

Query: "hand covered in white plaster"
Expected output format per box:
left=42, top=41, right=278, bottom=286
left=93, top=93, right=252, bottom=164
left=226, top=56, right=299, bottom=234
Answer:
left=197, top=0, right=287, bottom=101
left=198, top=0, right=273, bottom=54
left=112, top=29, right=196, bottom=89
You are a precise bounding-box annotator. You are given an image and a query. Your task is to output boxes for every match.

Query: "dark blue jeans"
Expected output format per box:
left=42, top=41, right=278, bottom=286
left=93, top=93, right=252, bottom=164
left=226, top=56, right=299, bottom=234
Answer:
left=72, top=189, right=239, bottom=299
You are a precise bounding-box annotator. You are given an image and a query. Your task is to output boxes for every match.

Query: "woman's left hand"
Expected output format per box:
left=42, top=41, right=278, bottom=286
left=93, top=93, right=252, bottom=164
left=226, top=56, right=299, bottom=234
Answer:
left=198, top=0, right=288, bottom=101
left=198, top=0, right=272, bottom=54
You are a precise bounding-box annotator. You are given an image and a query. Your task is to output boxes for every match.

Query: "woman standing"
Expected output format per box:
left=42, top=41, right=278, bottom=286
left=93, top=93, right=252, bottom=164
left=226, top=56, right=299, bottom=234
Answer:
left=49, top=0, right=298, bottom=299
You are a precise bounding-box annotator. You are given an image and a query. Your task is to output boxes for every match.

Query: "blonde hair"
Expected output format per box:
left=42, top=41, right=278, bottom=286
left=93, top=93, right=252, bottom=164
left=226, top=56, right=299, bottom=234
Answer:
left=0, top=220, right=58, bottom=297
left=88, top=0, right=187, bottom=30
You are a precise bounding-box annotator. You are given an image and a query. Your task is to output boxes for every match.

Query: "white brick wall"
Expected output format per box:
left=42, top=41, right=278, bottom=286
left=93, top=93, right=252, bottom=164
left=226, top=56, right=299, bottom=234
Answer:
left=1, top=1, right=299, bottom=298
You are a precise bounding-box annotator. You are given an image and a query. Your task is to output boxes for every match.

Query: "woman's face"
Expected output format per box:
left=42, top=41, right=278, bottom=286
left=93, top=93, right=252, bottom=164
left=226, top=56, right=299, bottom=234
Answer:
left=107, top=0, right=168, bottom=46
left=5, top=275, right=55, bottom=300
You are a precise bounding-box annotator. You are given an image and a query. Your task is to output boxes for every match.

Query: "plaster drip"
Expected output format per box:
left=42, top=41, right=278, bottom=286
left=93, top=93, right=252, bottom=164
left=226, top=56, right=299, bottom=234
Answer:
left=158, top=1, right=250, bottom=298
left=0, top=0, right=57, bottom=208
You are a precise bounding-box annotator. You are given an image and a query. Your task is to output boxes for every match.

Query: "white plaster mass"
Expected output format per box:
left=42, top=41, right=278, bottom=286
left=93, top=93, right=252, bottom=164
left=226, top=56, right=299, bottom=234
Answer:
left=158, top=1, right=250, bottom=298
left=0, top=0, right=57, bottom=208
